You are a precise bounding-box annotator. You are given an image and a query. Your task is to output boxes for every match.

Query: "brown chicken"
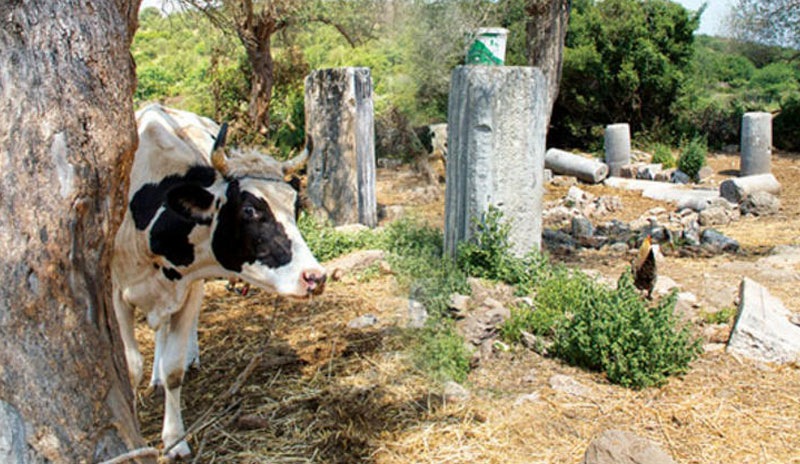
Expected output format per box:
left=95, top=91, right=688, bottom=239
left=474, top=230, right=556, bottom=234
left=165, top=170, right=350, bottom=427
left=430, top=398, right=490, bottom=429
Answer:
left=631, top=235, right=657, bottom=299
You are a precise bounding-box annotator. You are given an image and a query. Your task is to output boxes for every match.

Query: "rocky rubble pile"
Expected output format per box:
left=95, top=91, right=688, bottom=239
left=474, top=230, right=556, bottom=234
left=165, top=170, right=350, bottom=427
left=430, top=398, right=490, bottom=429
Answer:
left=542, top=185, right=760, bottom=256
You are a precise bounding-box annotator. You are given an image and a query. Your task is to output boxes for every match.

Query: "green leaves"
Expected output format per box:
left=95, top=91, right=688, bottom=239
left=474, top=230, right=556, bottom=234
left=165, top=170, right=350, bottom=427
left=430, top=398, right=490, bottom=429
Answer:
left=551, top=272, right=701, bottom=389
left=551, top=0, right=700, bottom=147
left=677, top=136, right=707, bottom=181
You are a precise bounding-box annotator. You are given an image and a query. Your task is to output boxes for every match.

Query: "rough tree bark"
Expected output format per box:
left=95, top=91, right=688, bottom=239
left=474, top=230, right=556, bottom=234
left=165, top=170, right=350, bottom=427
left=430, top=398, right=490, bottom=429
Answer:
left=0, top=1, right=152, bottom=462
left=526, top=0, right=572, bottom=126
left=239, top=16, right=277, bottom=136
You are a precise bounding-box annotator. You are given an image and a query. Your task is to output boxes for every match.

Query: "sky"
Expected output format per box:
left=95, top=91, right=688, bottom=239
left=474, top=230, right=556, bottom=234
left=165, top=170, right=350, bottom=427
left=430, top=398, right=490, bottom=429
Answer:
left=673, top=0, right=735, bottom=36
left=139, top=0, right=736, bottom=38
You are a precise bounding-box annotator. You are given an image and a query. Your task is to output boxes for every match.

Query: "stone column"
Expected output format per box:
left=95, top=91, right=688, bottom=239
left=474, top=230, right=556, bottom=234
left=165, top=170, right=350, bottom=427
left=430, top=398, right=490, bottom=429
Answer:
left=444, top=66, right=548, bottom=258
left=740, top=112, right=772, bottom=176
left=604, top=123, right=631, bottom=177
left=545, top=148, right=609, bottom=184
left=304, top=67, right=377, bottom=227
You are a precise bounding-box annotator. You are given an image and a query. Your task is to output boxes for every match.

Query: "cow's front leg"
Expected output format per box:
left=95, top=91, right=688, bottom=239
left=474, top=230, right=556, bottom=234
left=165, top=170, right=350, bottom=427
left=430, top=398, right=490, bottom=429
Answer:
left=160, top=281, right=204, bottom=459
left=113, top=289, right=144, bottom=388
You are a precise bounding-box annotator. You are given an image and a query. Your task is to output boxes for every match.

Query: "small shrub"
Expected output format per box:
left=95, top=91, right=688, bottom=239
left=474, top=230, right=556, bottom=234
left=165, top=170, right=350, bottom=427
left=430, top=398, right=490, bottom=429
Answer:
left=552, top=271, right=702, bottom=389
left=678, top=137, right=708, bottom=180
left=651, top=143, right=676, bottom=169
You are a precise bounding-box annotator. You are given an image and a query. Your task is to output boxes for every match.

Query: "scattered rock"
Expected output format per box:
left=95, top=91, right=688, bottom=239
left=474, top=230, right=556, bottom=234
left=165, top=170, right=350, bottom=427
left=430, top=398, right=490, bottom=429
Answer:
left=727, top=278, right=800, bottom=364
left=636, top=163, right=662, bottom=180
left=608, top=242, right=630, bottom=254
left=582, top=430, right=676, bottom=464
left=443, top=381, right=470, bottom=403
left=544, top=168, right=553, bottom=183
left=740, top=191, right=780, bottom=216
left=448, top=293, right=471, bottom=316
left=543, top=205, right=575, bottom=225
left=549, top=374, right=591, bottom=398
left=619, top=164, right=637, bottom=178
left=467, top=278, right=515, bottom=305
left=543, top=228, right=576, bottom=249
left=571, top=216, right=594, bottom=239
left=655, top=168, right=675, bottom=182
left=566, top=186, right=593, bottom=206
left=671, top=170, right=691, bottom=184
left=326, top=249, right=387, bottom=281
left=653, top=275, right=679, bottom=296
left=347, top=314, right=378, bottom=329
left=407, top=299, right=428, bottom=329
left=699, top=205, right=732, bottom=226
left=457, top=305, right=511, bottom=346
left=701, top=229, right=739, bottom=253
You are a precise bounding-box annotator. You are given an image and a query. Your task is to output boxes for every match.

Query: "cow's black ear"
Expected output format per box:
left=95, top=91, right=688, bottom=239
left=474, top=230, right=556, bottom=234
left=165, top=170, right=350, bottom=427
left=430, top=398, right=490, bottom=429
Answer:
left=166, top=184, right=215, bottom=224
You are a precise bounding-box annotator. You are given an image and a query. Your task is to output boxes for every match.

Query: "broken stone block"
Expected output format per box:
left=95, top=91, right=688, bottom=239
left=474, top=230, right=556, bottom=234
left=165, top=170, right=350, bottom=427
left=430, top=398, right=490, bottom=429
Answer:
left=720, top=173, right=781, bottom=204
left=671, top=170, right=691, bottom=184
left=571, top=216, right=594, bottom=239
left=727, top=278, right=800, bottom=364
left=636, top=163, right=662, bottom=180
left=740, top=191, right=780, bottom=216
left=701, top=229, right=739, bottom=253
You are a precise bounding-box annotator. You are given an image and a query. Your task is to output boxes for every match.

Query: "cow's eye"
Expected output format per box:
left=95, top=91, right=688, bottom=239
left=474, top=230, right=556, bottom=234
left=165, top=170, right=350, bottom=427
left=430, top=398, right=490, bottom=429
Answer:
left=242, top=205, right=258, bottom=220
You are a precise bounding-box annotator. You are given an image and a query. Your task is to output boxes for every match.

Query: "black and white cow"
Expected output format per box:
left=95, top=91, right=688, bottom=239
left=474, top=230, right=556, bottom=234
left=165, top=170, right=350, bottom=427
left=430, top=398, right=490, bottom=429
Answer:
left=112, top=104, right=325, bottom=459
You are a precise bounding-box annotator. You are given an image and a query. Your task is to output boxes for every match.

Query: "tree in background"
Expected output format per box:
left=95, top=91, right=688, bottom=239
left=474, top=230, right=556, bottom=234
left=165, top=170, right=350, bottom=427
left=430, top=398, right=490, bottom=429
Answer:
left=548, top=0, right=700, bottom=148
left=179, top=0, right=305, bottom=137
left=175, top=0, right=382, bottom=140
left=526, top=0, right=571, bottom=126
left=0, top=0, right=151, bottom=461
left=729, top=0, right=800, bottom=51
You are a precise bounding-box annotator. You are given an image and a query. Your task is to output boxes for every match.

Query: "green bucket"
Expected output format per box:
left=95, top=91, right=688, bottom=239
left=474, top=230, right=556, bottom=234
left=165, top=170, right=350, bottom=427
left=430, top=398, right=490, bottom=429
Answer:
left=466, top=28, right=509, bottom=66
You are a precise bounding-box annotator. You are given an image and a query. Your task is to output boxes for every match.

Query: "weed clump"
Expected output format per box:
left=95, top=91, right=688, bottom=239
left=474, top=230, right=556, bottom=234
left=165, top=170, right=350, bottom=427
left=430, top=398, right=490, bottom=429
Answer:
left=678, top=137, right=708, bottom=180
left=651, top=143, right=676, bottom=169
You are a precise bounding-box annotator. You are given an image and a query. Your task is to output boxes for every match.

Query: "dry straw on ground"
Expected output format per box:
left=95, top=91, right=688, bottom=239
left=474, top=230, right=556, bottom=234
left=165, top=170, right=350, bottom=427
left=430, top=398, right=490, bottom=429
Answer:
left=136, top=153, right=800, bottom=463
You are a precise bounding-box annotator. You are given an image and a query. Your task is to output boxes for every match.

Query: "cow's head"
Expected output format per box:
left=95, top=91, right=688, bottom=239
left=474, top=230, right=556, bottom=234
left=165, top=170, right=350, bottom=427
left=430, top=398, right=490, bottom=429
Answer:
left=166, top=125, right=325, bottom=297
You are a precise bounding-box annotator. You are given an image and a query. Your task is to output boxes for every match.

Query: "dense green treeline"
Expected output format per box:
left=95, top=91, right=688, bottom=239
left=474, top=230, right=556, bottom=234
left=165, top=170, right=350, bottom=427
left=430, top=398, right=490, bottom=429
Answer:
left=132, top=0, right=800, bottom=154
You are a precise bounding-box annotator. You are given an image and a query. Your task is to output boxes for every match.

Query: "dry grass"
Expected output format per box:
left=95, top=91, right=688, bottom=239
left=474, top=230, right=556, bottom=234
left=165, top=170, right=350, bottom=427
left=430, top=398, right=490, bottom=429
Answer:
left=136, top=153, right=800, bottom=463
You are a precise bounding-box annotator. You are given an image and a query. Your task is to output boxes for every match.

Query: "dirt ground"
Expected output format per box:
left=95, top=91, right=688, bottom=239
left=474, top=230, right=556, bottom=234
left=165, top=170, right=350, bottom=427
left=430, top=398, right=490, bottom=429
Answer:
left=138, top=152, right=800, bottom=463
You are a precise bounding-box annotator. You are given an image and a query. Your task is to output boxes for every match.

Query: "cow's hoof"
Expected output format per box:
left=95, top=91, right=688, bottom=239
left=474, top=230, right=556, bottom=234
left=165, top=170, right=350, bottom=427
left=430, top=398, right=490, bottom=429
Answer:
left=165, top=440, right=191, bottom=461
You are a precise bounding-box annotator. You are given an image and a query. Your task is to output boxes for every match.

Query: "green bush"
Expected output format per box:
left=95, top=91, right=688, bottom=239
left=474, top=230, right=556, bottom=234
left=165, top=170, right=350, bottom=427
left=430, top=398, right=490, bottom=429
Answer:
left=774, top=95, right=800, bottom=151
left=552, top=271, right=702, bottom=389
left=456, top=208, right=704, bottom=388
left=678, top=137, right=707, bottom=180
left=651, top=143, right=676, bottom=169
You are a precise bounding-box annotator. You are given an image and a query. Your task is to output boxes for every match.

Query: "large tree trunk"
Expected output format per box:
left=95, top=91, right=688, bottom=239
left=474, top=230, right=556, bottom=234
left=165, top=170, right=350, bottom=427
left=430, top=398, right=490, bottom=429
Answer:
left=0, top=1, right=152, bottom=462
left=239, top=18, right=276, bottom=137
left=526, top=0, right=571, bottom=126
